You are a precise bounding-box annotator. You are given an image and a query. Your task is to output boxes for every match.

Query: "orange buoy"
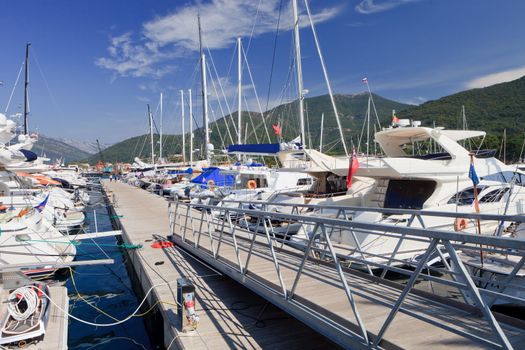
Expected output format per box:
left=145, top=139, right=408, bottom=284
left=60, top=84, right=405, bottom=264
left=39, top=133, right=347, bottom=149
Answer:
left=454, top=218, right=468, bottom=231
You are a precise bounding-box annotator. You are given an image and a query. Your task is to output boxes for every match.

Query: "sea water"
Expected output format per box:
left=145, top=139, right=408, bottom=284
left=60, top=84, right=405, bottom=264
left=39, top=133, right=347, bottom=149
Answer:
left=66, top=181, right=156, bottom=350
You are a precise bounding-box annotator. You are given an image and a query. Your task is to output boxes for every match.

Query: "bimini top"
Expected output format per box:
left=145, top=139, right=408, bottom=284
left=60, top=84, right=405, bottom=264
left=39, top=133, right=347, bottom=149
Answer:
left=191, top=167, right=234, bottom=187
left=375, top=127, right=485, bottom=158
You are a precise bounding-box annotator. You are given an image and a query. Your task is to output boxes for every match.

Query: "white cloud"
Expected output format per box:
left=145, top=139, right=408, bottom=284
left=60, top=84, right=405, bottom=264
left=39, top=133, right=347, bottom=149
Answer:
left=96, top=0, right=341, bottom=78
left=355, top=0, right=420, bottom=14
left=464, top=66, right=525, bottom=89
left=95, top=32, right=179, bottom=78
left=400, top=96, right=427, bottom=105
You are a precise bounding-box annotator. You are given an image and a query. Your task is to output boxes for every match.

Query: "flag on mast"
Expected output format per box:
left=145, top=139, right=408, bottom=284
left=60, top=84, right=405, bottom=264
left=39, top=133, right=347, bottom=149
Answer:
left=34, top=195, right=49, bottom=212
left=392, top=110, right=400, bottom=125
left=347, top=148, right=359, bottom=188
left=469, top=156, right=481, bottom=212
left=272, top=123, right=282, bottom=138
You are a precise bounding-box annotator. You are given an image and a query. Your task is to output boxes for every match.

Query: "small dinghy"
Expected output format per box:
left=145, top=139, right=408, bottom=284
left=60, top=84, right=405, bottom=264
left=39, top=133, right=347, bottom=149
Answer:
left=0, top=283, right=50, bottom=346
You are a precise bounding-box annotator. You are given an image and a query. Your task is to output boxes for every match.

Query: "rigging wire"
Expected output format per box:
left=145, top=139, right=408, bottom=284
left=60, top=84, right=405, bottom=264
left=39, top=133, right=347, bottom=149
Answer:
left=241, top=45, right=271, bottom=143
left=206, top=45, right=238, bottom=138
left=264, top=0, right=284, bottom=113
left=4, top=61, right=24, bottom=114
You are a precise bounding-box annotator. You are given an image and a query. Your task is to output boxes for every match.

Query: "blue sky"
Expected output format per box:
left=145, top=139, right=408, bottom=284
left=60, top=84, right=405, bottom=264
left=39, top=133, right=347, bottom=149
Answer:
left=1, top=0, right=524, bottom=143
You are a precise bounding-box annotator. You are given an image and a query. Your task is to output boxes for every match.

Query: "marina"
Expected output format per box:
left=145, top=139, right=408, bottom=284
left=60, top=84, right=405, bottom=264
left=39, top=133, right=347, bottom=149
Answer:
left=1, top=1, right=525, bottom=349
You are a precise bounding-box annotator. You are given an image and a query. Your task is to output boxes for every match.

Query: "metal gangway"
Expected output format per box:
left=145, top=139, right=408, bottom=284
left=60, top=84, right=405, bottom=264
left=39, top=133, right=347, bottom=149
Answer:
left=168, top=200, right=525, bottom=349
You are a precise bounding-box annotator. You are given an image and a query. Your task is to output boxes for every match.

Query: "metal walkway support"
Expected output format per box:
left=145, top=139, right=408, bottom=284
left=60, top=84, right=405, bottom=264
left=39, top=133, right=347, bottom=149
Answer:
left=169, top=200, right=525, bottom=350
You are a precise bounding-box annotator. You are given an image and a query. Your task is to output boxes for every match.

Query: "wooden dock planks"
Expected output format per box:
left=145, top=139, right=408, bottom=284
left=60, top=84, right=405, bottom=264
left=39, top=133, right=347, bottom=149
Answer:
left=103, top=181, right=338, bottom=350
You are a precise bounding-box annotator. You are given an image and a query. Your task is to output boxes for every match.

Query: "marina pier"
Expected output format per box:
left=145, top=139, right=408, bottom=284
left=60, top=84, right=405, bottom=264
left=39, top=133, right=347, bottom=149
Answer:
left=104, top=180, right=525, bottom=349
left=103, top=180, right=338, bottom=349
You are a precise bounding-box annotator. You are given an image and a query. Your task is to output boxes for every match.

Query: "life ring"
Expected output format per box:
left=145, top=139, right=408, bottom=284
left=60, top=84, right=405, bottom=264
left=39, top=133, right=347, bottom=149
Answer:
left=454, top=218, right=468, bottom=231
left=151, top=241, right=174, bottom=249
left=247, top=180, right=257, bottom=190
left=207, top=180, right=215, bottom=189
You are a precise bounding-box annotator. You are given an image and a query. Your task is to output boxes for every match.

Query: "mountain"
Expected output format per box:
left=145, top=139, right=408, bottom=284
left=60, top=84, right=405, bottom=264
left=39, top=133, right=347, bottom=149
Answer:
left=396, top=76, right=525, bottom=161
left=31, top=135, right=92, bottom=163
left=85, top=77, right=525, bottom=164
left=211, top=93, right=410, bottom=154
left=56, top=138, right=111, bottom=154
left=85, top=93, right=410, bottom=164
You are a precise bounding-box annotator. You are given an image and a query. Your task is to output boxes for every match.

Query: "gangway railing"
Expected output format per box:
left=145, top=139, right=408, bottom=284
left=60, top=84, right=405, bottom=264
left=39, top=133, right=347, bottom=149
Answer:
left=168, top=200, right=525, bottom=350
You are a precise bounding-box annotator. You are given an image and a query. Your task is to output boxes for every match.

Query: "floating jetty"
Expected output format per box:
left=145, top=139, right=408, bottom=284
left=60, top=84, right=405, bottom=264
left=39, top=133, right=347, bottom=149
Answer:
left=27, top=286, right=69, bottom=350
left=103, top=180, right=338, bottom=349
left=104, top=181, right=525, bottom=349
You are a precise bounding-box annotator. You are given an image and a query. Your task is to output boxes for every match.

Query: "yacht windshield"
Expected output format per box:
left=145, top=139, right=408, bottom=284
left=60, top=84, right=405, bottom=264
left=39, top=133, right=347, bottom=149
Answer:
left=482, top=171, right=525, bottom=186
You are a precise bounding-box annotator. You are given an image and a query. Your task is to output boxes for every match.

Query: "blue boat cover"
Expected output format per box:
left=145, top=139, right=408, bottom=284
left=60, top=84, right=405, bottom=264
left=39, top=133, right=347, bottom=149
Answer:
left=168, top=168, right=193, bottom=175
left=191, top=167, right=234, bottom=188
left=227, top=143, right=280, bottom=154
left=20, top=149, right=38, bottom=162
left=233, top=161, right=265, bottom=167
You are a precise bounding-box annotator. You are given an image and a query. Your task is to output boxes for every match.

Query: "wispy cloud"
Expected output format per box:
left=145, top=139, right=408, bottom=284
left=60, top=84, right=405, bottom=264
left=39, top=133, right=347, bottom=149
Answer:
left=355, top=0, right=420, bottom=15
left=464, top=65, right=525, bottom=89
left=95, top=32, right=179, bottom=78
left=400, top=96, right=427, bottom=105
left=96, top=0, right=341, bottom=78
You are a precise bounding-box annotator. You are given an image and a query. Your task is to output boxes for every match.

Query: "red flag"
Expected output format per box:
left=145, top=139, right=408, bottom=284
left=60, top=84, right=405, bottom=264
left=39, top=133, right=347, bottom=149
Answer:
left=346, top=149, right=359, bottom=188
left=392, top=115, right=400, bottom=124
left=272, top=123, right=282, bottom=138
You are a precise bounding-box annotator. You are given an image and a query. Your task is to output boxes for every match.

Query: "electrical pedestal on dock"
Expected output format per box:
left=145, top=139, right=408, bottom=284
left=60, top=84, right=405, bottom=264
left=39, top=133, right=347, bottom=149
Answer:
left=177, top=277, right=199, bottom=332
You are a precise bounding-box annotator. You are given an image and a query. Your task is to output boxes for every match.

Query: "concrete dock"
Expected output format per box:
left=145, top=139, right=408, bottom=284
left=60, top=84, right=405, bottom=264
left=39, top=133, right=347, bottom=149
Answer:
left=103, top=180, right=339, bottom=349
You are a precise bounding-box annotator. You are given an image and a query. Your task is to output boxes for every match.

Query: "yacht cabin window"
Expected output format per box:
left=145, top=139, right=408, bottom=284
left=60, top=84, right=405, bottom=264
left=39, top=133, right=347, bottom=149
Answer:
left=479, top=188, right=510, bottom=203
left=383, top=180, right=436, bottom=209
left=296, top=178, right=312, bottom=186
left=447, top=186, right=487, bottom=206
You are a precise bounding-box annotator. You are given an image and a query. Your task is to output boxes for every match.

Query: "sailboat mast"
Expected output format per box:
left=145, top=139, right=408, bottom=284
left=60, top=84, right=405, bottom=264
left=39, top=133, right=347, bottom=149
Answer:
left=188, top=89, right=193, bottom=167
left=292, top=0, right=306, bottom=149
left=23, top=43, right=31, bottom=135
left=366, top=96, right=371, bottom=158
left=180, top=90, right=186, bottom=164
left=147, top=104, right=155, bottom=166
left=160, top=92, right=163, bottom=161
left=319, top=112, right=324, bottom=152
left=198, top=15, right=210, bottom=163
left=237, top=37, right=242, bottom=146
left=202, top=54, right=210, bottom=163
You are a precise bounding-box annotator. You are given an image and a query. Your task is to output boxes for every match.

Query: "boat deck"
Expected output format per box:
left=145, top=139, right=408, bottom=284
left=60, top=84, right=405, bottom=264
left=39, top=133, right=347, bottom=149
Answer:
left=103, top=180, right=338, bottom=349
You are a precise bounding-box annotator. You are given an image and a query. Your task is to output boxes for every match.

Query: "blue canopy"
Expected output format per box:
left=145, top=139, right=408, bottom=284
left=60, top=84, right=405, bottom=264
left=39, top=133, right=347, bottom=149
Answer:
left=191, top=167, right=234, bottom=188
left=168, top=168, right=193, bottom=175
left=227, top=143, right=280, bottom=155
left=233, top=161, right=265, bottom=167
left=20, top=149, right=37, bottom=162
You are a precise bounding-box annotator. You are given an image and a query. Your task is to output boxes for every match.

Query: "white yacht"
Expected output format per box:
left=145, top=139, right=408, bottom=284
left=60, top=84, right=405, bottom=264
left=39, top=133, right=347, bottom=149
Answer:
left=292, top=125, right=525, bottom=263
